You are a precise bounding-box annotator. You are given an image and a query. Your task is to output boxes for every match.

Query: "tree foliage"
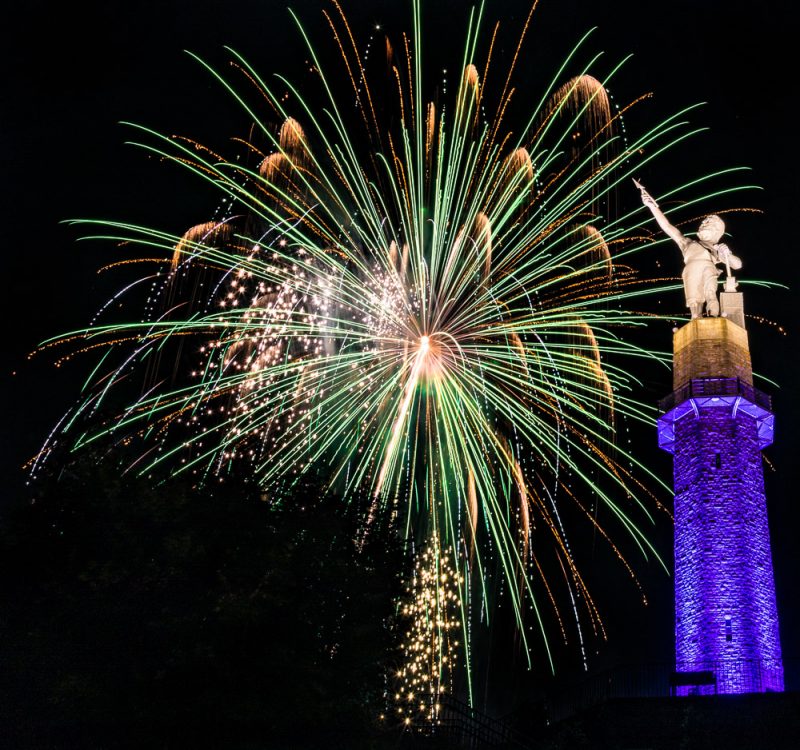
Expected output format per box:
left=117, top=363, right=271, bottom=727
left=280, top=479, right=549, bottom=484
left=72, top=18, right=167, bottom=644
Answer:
left=1, top=454, right=402, bottom=748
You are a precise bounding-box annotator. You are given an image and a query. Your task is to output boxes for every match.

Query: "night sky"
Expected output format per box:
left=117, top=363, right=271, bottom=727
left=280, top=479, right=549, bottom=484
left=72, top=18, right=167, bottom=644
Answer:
left=2, top=0, right=798, bottom=699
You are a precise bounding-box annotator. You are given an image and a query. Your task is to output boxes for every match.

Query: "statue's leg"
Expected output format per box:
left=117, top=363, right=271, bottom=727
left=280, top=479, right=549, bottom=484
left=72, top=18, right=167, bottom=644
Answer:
left=684, top=264, right=703, bottom=319
left=703, top=268, right=720, bottom=317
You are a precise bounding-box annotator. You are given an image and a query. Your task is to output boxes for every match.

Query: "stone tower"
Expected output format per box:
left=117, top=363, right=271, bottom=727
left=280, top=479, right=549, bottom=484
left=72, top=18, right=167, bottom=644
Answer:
left=658, top=302, right=783, bottom=694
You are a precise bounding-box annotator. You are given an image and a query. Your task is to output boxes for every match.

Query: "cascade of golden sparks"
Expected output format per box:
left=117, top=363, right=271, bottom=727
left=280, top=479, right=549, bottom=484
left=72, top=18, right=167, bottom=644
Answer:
left=395, top=540, right=462, bottom=726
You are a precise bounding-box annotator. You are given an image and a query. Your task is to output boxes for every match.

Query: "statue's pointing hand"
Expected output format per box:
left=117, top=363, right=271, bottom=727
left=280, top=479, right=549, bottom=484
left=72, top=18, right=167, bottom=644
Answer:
left=633, top=178, right=658, bottom=209
left=641, top=190, right=658, bottom=210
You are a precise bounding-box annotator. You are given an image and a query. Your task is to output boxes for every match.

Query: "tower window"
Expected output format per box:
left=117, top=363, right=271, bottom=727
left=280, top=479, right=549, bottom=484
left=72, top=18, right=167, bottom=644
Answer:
left=715, top=453, right=722, bottom=469
left=725, top=616, right=732, bottom=642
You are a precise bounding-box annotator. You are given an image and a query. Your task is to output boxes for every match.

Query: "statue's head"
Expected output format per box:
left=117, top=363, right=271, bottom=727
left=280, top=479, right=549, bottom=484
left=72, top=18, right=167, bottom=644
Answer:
left=697, top=214, right=725, bottom=243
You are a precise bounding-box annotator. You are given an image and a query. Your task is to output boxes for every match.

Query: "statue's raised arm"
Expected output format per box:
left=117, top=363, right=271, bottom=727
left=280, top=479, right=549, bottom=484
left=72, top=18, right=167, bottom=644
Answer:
left=634, top=179, right=687, bottom=248
left=634, top=179, right=742, bottom=319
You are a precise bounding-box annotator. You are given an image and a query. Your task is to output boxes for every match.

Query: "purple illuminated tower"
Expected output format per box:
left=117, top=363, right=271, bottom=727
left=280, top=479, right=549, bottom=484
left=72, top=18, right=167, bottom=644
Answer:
left=658, top=300, right=784, bottom=694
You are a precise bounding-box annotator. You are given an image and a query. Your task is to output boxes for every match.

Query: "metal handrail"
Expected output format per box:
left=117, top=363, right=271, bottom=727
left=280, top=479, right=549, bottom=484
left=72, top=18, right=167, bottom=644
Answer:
left=405, top=695, right=534, bottom=749
left=535, top=658, right=794, bottom=725
left=659, top=377, right=771, bottom=413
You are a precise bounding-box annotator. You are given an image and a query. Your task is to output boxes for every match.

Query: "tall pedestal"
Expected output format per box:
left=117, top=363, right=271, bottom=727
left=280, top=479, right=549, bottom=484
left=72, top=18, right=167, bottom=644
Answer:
left=658, top=316, right=783, bottom=694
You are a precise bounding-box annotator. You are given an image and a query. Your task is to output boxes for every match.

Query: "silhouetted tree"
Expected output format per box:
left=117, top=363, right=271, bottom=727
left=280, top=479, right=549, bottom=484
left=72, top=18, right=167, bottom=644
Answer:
left=1, top=452, right=403, bottom=748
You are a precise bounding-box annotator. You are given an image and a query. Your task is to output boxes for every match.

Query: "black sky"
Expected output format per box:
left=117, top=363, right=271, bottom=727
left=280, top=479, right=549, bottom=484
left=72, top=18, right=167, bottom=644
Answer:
left=2, top=0, right=798, bottom=691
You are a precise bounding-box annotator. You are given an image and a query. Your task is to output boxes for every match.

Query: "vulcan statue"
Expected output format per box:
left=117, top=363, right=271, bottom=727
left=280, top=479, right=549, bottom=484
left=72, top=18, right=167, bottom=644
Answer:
left=635, top=180, right=742, bottom=318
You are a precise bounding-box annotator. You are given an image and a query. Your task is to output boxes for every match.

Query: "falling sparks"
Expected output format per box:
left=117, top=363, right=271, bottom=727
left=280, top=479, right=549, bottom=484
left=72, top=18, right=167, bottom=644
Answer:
left=395, top=541, right=462, bottom=725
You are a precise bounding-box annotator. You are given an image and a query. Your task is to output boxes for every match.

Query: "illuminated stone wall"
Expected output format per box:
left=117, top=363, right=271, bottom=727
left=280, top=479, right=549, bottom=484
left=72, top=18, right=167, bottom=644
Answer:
left=660, top=317, right=783, bottom=694
left=672, top=317, right=752, bottom=388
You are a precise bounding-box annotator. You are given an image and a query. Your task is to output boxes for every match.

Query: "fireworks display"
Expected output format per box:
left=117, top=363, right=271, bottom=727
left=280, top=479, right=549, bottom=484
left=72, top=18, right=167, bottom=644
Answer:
left=33, top=0, right=756, bottom=716
left=395, top=540, right=461, bottom=725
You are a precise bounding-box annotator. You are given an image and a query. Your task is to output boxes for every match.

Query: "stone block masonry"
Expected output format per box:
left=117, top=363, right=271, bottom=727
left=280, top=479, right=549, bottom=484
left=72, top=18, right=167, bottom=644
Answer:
left=660, top=317, right=783, bottom=694
left=673, top=316, right=752, bottom=388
